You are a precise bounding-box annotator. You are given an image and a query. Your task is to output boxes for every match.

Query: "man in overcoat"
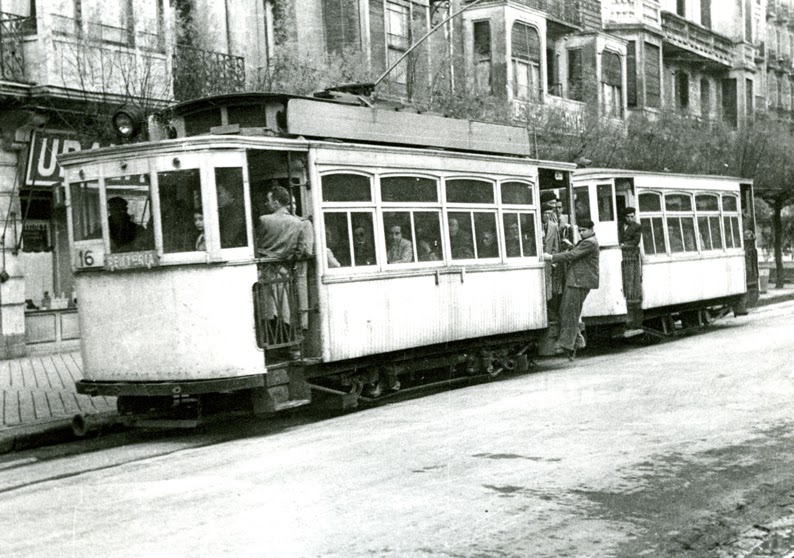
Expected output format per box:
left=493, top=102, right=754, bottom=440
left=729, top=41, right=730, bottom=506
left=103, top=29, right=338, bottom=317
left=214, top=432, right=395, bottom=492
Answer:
left=544, top=219, right=599, bottom=360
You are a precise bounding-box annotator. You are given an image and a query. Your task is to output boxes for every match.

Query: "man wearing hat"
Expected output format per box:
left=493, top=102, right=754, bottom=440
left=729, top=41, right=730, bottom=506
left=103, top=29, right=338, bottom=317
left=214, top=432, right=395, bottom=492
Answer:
left=619, top=207, right=642, bottom=247
left=544, top=218, right=599, bottom=360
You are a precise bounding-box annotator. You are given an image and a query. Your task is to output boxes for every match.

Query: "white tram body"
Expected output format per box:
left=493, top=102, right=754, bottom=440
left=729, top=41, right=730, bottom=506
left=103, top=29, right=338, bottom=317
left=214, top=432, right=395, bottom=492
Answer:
left=60, top=93, right=574, bottom=416
left=572, top=169, right=753, bottom=327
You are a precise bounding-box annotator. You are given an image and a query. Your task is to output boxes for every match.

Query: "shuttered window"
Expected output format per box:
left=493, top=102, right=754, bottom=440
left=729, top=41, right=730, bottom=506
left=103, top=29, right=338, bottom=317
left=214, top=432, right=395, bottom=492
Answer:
left=644, top=42, right=661, bottom=108
left=473, top=20, right=492, bottom=93
left=601, top=50, right=622, bottom=117
left=323, top=0, right=361, bottom=54
left=568, top=48, right=583, bottom=101
left=511, top=22, right=541, bottom=101
left=627, top=41, right=637, bottom=107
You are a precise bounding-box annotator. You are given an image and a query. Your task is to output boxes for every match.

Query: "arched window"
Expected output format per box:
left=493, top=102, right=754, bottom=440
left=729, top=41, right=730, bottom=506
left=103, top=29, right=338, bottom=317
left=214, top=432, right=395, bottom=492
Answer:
left=511, top=22, right=541, bottom=101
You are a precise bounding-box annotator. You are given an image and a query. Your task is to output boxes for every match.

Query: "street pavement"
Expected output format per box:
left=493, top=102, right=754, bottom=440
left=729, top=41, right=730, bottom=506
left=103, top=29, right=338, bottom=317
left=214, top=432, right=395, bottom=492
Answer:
left=0, top=285, right=792, bottom=454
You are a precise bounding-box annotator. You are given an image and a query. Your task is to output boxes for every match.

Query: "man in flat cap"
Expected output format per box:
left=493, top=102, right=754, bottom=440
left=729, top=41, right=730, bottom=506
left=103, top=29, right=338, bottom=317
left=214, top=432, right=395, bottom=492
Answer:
left=619, top=207, right=642, bottom=248
left=544, top=218, right=599, bottom=361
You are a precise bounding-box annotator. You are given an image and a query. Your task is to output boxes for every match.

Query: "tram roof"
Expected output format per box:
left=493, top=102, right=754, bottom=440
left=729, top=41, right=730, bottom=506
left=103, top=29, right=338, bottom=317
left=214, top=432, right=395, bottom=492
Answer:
left=573, top=168, right=752, bottom=186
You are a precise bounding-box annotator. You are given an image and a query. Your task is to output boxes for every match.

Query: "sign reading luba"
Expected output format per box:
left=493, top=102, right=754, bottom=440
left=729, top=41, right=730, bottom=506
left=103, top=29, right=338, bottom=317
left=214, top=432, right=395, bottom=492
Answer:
left=105, top=251, right=160, bottom=271
left=26, top=131, right=110, bottom=187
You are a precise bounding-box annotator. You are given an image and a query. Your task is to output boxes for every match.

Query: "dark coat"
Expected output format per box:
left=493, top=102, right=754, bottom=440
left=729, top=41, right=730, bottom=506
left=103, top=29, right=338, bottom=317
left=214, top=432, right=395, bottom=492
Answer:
left=551, top=233, right=600, bottom=289
left=620, top=221, right=642, bottom=247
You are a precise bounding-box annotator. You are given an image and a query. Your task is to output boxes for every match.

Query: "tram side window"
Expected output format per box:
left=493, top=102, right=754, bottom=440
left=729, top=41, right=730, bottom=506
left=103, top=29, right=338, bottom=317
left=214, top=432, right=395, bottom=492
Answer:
left=383, top=211, right=443, bottom=264
left=638, top=192, right=665, bottom=255
left=596, top=184, right=614, bottom=221
left=159, top=169, right=203, bottom=253
left=323, top=212, right=376, bottom=268
left=104, top=175, right=154, bottom=254
left=665, top=193, right=697, bottom=253
left=574, top=186, right=591, bottom=223
left=696, top=194, right=722, bottom=251
left=723, top=195, right=741, bottom=249
left=70, top=181, right=101, bottom=241
left=447, top=212, right=476, bottom=259
left=503, top=212, right=537, bottom=258
left=216, top=168, right=247, bottom=249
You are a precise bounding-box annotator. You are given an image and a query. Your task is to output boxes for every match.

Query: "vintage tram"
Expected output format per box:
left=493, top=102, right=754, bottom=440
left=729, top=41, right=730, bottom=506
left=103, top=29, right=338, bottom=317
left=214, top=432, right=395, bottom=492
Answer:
left=62, top=92, right=577, bottom=425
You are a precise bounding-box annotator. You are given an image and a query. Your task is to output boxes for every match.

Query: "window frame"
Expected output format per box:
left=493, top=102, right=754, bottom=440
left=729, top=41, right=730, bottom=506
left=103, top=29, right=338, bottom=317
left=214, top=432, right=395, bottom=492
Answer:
left=694, top=193, right=723, bottom=252
left=721, top=193, right=743, bottom=250
left=510, top=21, right=542, bottom=102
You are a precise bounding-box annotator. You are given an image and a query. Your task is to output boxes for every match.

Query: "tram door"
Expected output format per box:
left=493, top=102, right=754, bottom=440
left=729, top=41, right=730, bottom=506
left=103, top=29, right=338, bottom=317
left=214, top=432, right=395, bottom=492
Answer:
left=740, top=182, right=759, bottom=300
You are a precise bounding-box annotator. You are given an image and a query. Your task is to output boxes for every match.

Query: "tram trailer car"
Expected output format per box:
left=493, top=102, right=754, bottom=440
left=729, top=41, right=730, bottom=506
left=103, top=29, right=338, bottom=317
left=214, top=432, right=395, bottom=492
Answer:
left=62, top=93, right=576, bottom=425
left=571, top=170, right=757, bottom=336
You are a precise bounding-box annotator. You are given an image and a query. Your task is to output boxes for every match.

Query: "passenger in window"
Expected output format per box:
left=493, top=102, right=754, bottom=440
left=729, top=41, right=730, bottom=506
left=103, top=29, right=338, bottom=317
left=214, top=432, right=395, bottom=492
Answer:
left=325, top=228, right=341, bottom=268
left=106, top=196, right=148, bottom=253
left=217, top=182, right=247, bottom=248
left=505, top=221, right=522, bottom=257
left=415, top=223, right=441, bottom=261
left=386, top=225, right=413, bottom=264
left=544, top=219, right=600, bottom=361
left=353, top=225, right=376, bottom=266
left=448, top=217, right=474, bottom=259
left=194, top=210, right=206, bottom=251
left=478, top=229, right=499, bottom=258
left=618, top=207, right=642, bottom=247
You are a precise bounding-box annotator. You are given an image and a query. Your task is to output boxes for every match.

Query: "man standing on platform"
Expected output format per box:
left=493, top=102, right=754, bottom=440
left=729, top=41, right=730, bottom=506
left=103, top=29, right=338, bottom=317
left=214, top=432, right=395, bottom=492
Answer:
left=544, top=219, right=599, bottom=361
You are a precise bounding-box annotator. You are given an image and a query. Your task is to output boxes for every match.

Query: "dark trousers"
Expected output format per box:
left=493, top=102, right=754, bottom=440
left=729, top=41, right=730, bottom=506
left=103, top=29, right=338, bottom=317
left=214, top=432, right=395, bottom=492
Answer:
left=557, top=286, right=590, bottom=351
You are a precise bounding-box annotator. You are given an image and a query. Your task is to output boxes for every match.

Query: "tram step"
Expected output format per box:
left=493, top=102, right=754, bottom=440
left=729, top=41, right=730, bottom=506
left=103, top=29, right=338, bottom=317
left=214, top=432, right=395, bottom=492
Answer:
left=273, top=399, right=311, bottom=412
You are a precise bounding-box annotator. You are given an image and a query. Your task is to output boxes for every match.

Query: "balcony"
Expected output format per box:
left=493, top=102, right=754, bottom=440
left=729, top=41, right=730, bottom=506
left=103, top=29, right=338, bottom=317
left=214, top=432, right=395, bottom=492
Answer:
left=172, top=44, right=245, bottom=102
left=0, top=12, right=32, bottom=83
left=471, top=0, right=584, bottom=28
left=603, top=0, right=662, bottom=28
left=661, top=11, right=733, bottom=67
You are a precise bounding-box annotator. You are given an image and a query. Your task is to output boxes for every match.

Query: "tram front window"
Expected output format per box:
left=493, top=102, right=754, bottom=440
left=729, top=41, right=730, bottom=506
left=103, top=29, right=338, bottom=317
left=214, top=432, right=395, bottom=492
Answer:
left=159, top=169, right=203, bottom=253
left=216, top=167, right=247, bottom=248
left=71, top=180, right=101, bottom=241
left=104, top=176, right=154, bottom=254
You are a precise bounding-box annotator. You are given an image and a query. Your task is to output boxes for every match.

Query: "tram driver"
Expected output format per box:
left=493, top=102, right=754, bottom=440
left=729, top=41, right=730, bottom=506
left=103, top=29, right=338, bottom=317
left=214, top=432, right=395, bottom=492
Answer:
left=92, top=196, right=150, bottom=253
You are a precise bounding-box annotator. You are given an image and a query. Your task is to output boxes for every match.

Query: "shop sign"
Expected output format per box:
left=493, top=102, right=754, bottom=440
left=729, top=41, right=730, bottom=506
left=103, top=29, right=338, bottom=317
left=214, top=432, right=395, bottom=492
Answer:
left=25, top=131, right=110, bottom=187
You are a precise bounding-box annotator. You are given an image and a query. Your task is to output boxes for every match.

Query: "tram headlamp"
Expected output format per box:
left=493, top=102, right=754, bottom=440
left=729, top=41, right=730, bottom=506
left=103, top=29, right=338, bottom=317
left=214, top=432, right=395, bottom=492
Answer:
left=112, top=105, right=145, bottom=139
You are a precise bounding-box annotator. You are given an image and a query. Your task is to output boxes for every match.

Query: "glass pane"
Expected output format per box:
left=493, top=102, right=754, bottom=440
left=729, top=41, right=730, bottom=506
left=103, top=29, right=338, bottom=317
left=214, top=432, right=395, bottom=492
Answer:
left=520, top=213, right=537, bottom=257
left=682, top=217, right=697, bottom=251
left=574, top=186, right=591, bottom=223
left=414, top=212, right=443, bottom=262
left=731, top=216, right=741, bottom=247
left=105, top=174, right=154, bottom=253
left=324, top=212, right=351, bottom=268
left=697, top=216, right=712, bottom=250
left=159, top=169, right=203, bottom=253
left=667, top=217, right=684, bottom=252
left=709, top=216, right=723, bottom=250
left=446, top=179, right=494, bottom=204
left=474, top=212, right=499, bottom=258
left=722, top=195, right=738, bottom=212
left=597, top=184, right=614, bottom=221
left=641, top=218, right=655, bottom=254
left=381, top=176, right=437, bottom=202
left=71, top=180, right=101, bottom=241
left=383, top=211, right=414, bottom=264
left=501, top=181, right=533, bottom=205
left=724, top=216, right=735, bottom=248
left=448, top=212, right=475, bottom=259
left=696, top=194, right=719, bottom=211
left=639, top=192, right=661, bottom=212
left=652, top=217, right=666, bottom=254
left=322, top=174, right=372, bottom=202
left=215, top=167, right=247, bottom=248
left=351, top=213, right=376, bottom=266
left=665, top=193, right=692, bottom=212
left=503, top=213, right=522, bottom=258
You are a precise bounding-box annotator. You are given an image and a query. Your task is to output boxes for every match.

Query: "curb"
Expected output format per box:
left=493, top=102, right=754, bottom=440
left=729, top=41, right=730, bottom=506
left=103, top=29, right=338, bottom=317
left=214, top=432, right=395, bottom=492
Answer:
left=751, top=291, right=794, bottom=309
left=0, top=412, right=120, bottom=455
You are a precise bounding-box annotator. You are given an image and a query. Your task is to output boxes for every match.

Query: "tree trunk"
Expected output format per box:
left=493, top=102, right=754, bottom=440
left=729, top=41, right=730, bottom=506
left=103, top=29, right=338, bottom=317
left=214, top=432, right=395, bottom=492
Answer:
left=774, top=197, right=785, bottom=288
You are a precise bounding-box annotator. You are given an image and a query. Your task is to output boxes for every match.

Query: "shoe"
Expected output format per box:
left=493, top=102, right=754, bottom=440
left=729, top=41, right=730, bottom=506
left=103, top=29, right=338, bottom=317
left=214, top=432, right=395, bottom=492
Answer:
left=566, top=348, right=576, bottom=362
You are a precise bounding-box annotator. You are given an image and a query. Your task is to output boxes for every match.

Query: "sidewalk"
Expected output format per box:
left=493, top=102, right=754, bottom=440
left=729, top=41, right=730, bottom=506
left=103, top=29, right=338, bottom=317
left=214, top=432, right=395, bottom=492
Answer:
left=0, top=352, right=115, bottom=453
left=1, top=286, right=794, bottom=455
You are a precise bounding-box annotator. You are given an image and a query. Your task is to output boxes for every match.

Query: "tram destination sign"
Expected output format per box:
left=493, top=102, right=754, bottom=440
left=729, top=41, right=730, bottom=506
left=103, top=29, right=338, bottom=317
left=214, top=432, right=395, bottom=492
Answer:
left=105, top=251, right=160, bottom=271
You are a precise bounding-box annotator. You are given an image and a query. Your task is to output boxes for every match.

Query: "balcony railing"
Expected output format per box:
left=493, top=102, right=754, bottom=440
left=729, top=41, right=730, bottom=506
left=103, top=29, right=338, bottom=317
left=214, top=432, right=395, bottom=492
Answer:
left=469, top=0, right=583, bottom=28
left=173, top=43, right=245, bottom=102
left=603, top=0, right=661, bottom=28
left=0, top=12, right=31, bottom=83
left=661, top=11, right=733, bottom=67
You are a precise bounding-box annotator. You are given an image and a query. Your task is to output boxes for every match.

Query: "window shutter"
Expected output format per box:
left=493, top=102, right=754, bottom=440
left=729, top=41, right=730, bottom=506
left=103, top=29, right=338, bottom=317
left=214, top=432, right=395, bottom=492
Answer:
left=602, top=51, right=621, bottom=87
left=511, top=23, right=540, bottom=62
left=323, top=0, right=361, bottom=54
